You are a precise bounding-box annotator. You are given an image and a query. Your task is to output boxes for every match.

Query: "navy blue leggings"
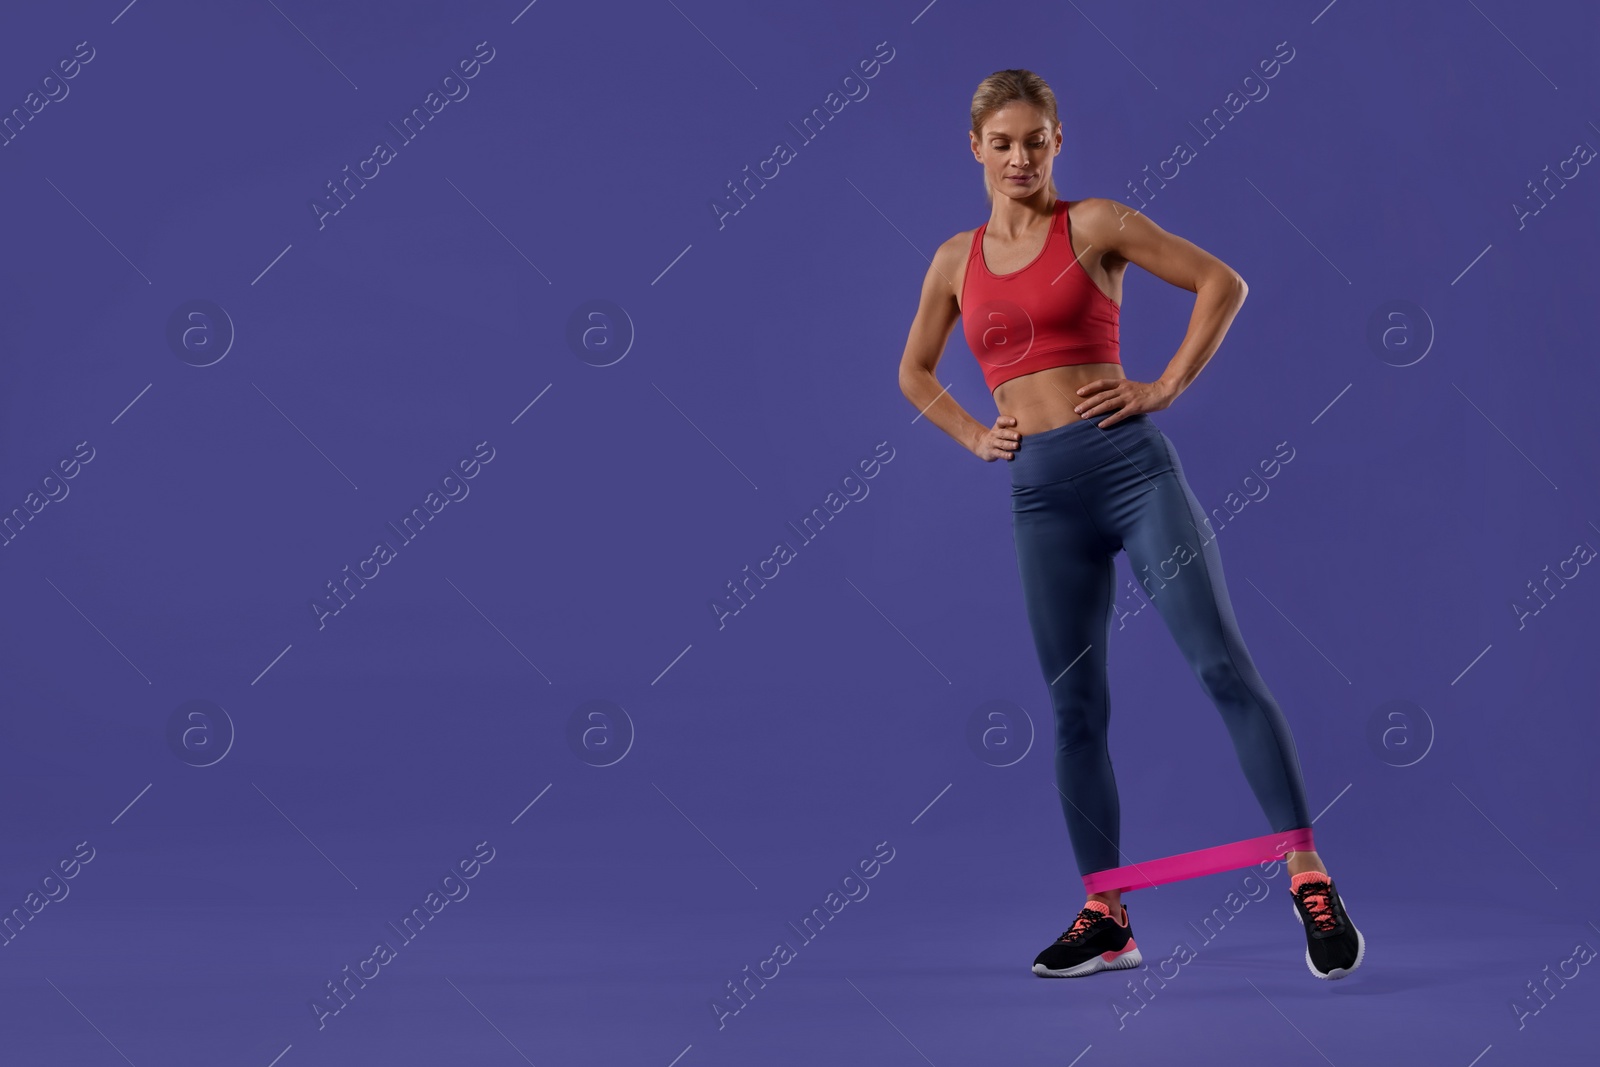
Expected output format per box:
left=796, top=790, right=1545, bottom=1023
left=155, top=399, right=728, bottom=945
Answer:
left=1009, top=410, right=1313, bottom=879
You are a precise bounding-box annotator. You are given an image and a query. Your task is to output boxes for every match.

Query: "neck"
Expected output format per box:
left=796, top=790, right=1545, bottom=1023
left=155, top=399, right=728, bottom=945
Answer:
left=988, top=192, right=1057, bottom=235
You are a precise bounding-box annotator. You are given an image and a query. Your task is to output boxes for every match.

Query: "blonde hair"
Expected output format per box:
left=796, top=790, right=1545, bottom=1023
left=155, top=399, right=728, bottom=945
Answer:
left=970, top=69, right=1061, bottom=204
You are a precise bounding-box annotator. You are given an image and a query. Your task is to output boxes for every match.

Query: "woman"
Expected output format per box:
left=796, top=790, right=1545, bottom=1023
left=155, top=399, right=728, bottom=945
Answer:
left=896, top=70, right=1364, bottom=981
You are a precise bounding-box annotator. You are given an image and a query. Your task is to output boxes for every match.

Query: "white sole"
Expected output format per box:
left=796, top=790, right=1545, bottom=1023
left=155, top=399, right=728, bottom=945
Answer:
left=1291, top=899, right=1366, bottom=980
left=1033, top=944, right=1143, bottom=978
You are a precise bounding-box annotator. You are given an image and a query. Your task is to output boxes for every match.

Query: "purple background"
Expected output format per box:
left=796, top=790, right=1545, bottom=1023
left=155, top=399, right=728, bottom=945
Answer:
left=2, top=1, right=1595, bottom=1064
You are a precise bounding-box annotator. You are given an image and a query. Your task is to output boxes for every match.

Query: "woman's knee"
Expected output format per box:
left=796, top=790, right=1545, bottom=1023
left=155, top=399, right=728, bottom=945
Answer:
left=1197, top=657, right=1250, bottom=706
left=1055, top=714, right=1110, bottom=756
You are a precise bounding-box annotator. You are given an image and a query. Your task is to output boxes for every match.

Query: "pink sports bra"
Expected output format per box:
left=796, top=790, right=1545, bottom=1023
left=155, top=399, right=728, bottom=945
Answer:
left=960, top=198, right=1121, bottom=393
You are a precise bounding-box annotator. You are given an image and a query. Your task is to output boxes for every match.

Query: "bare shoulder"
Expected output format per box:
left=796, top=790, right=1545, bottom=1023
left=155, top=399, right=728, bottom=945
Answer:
left=934, top=226, right=975, bottom=273
left=1071, top=196, right=1233, bottom=291
left=1069, top=197, right=1153, bottom=246
left=913, top=226, right=977, bottom=304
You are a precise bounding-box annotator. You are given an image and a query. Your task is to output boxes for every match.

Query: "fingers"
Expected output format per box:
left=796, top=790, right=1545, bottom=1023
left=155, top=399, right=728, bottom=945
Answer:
left=982, top=430, right=1021, bottom=462
left=990, top=417, right=1021, bottom=445
left=1075, top=386, right=1122, bottom=415
left=1094, top=399, right=1132, bottom=425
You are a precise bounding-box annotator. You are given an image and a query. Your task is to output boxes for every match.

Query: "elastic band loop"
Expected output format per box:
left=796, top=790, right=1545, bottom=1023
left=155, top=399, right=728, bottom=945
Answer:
left=1082, top=827, right=1314, bottom=894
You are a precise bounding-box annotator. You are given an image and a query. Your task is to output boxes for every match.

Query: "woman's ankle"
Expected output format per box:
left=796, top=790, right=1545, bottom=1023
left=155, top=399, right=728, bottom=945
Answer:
left=1285, top=850, right=1328, bottom=878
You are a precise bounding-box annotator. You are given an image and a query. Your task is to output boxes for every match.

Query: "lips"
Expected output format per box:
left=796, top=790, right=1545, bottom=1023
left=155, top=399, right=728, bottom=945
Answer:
left=1007, top=175, right=1033, bottom=182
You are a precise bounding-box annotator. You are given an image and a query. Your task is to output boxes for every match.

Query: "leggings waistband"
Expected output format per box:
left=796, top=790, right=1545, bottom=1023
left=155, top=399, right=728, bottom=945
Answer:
left=1009, top=410, right=1158, bottom=486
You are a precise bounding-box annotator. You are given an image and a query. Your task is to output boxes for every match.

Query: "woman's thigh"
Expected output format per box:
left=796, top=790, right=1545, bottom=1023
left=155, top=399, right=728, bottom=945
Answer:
left=1011, top=478, right=1116, bottom=720
left=1110, top=431, right=1249, bottom=676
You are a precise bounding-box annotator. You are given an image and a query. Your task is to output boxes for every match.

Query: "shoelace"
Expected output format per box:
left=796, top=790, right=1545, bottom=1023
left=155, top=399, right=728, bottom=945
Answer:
left=1057, top=907, right=1107, bottom=944
left=1295, top=880, right=1340, bottom=933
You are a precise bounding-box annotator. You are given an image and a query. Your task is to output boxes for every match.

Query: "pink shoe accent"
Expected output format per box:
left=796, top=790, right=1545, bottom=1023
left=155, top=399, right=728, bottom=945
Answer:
left=1101, top=938, right=1137, bottom=962
left=1291, top=872, right=1339, bottom=934
left=1079, top=899, right=1130, bottom=925
left=1054, top=898, right=1113, bottom=945
left=1082, top=827, right=1316, bottom=894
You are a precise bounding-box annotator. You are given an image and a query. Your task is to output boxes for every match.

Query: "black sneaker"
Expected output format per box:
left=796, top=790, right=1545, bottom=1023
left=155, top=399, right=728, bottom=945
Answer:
left=1032, top=900, right=1142, bottom=978
left=1289, top=873, right=1364, bottom=980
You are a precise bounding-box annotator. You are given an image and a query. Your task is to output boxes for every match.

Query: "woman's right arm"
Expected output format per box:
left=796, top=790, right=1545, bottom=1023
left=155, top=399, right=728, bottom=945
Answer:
left=896, top=235, right=1019, bottom=462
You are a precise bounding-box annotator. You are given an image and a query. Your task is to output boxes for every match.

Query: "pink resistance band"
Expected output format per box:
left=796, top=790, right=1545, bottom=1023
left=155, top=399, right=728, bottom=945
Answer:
left=1082, top=827, right=1315, bottom=894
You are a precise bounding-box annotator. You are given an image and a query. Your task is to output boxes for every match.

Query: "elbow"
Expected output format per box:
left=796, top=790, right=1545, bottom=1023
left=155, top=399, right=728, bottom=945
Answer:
left=1206, top=269, right=1246, bottom=312
left=1195, top=269, right=1245, bottom=305
left=897, top=363, right=923, bottom=400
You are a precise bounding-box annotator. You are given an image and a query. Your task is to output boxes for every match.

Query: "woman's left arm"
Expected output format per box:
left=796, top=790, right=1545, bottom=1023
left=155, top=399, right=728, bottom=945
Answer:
left=1072, top=197, right=1248, bottom=427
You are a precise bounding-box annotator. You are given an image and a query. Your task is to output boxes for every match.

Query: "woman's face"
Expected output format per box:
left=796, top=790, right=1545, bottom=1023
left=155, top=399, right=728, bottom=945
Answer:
left=972, top=102, right=1060, bottom=198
